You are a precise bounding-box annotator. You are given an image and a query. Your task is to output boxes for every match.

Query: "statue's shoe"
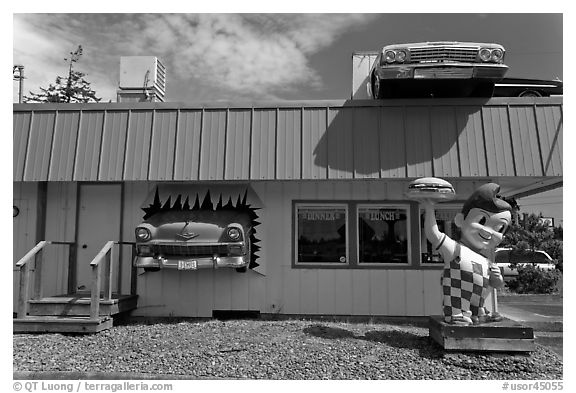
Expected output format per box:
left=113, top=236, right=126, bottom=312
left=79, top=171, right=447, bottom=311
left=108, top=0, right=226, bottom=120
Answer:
left=446, top=315, right=473, bottom=326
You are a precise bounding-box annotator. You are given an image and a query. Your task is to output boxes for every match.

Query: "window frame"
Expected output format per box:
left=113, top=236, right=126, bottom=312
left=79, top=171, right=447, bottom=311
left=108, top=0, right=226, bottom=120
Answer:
left=294, top=203, right=350, bottom=267
left=356, top=203, right=412, bottom=266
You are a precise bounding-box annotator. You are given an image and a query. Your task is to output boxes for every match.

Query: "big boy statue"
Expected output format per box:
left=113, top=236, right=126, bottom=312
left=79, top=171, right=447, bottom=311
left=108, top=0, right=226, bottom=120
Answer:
left=414, top=180, right=513, bottom=326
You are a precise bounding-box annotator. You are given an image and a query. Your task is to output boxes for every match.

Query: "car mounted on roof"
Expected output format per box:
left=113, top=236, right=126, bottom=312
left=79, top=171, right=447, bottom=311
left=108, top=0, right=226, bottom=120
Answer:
left=369, top=41, right=508, bottom=99
left=134, top=209, right=253, bottom=273
left=493, top=77, right=563, bottom=97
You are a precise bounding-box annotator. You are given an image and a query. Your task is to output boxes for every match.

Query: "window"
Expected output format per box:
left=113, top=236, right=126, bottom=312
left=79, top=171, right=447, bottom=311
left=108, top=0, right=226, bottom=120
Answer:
left=419, top=206, right=461, bottom=264
left=294, top=202, right=413, bottom=268
left=295, top=204, right=348, bottom=265
left=358, top=205, right=410, bottom=264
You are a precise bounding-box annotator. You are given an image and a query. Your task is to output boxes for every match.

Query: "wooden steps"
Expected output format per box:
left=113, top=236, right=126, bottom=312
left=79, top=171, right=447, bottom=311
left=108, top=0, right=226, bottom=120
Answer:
left=13, top=316, right=113, bottom=334
left=28, top=294, right=138, bottom=317
left=14, top=293, right=138, bottom=334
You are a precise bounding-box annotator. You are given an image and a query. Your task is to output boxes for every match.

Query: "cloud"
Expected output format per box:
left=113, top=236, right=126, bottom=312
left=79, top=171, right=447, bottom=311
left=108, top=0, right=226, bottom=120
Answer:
left=13, top=13, right=378, bottom=102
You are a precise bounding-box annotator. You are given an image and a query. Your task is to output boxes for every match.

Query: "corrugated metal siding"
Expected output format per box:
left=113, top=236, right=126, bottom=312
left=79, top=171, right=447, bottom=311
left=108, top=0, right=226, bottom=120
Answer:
left=482, top=106, right=515, bottom=177
left=379, top=107, right=405, bottom=178
left=302, top=108, right=327, bottom=179
left=149, top=110, right=177, bottom=180
left=74, top=111, right=104, bottom=181
left=536, top=105, right=563, bottom=176
left=327, top=108, right=354, bottom=179
left=174, top=110, right=202, bottom=180
left=225, top=109, right=251, bottom=180
left=457, top=106, right=488, bottom=177
left=430, top=107, right=459, bottom=177
left=200, top=110, right=226, bottom=180
left=509, top=106, right=542, bottom=176
left=24, top=112, right=55, bottom=181
left=99, top=111, right=128, bottom=181
left=49, top=111, right=80, bottom=181
left=124, top=111, right=153, bottom=180
left=405, top=107, right=433, bottom=177
left=276, top=109, right=301, bottom=180
left=13, top=112, right=31, bottom=180
left=13, top=98, right=562, bottom=182
left=353, top=107, right=380, bottom=178
left=251, top=109, right=276, bottom=180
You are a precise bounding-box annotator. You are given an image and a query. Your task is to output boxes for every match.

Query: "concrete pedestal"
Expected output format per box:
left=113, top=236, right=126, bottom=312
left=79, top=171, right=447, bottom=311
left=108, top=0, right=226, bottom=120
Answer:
left=429, top=315, right=535, bottom=352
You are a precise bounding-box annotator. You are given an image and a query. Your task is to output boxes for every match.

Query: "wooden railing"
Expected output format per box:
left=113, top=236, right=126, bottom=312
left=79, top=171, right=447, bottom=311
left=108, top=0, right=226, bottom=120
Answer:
left=16, top=240, right=136, bottom=320
left=88, top=241, right=137, bottom=319
left=16, top=240, right=75, bottom=318
left=89, top=241, right=115, bottom=319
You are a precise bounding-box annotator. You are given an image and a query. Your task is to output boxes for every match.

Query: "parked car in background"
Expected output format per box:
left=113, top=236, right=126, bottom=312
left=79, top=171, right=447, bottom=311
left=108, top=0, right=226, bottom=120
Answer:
left=493, top=77, right=563, bottom=97
left=134, top=209, right=253, bottom=273
left=370, top=41, right=508, bottom=99
left=495, top=248, right=555, bottom=280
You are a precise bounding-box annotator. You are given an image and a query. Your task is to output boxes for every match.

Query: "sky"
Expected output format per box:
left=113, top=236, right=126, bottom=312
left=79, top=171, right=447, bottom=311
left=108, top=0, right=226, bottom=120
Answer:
left=13, top=13, right=563, bottom=103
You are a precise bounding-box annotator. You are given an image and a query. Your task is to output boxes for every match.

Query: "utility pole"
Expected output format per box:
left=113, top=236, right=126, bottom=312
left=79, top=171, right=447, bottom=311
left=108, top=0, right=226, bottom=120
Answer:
left=13, top=65, right=24, bottom=103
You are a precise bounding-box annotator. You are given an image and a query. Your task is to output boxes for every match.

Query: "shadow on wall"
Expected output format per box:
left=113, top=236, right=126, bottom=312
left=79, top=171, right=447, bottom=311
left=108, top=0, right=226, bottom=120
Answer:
left=312, top=99, right=491, bottom=178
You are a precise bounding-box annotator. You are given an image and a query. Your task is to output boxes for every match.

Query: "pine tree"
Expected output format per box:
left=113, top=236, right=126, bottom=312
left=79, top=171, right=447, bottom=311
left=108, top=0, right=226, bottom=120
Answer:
left=24, top=45, right=101, bottom=103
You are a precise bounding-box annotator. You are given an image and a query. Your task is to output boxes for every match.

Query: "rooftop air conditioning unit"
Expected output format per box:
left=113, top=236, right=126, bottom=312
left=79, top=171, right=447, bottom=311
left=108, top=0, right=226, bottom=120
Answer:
left=117, top=56, right=166, bottom=102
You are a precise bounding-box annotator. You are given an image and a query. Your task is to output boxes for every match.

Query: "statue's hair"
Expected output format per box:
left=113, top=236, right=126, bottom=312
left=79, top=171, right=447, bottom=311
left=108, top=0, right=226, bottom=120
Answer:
left=461, top=183, right=512, bottom=217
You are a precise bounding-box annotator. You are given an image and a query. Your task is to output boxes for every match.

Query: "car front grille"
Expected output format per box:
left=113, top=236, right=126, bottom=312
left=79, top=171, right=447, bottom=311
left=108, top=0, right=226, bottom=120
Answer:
left=146, top=244, right=230, bottom=257
left=409, top=46, right=478, bottom=63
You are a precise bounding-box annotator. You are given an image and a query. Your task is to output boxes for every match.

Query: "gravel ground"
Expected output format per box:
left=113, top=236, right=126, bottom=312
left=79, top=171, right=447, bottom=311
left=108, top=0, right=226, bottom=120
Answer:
left=13, top=319, right=563, bottom=380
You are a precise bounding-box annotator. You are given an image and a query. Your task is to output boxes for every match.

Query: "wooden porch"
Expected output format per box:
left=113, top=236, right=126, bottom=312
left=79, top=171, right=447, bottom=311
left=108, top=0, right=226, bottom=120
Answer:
left=13, top=241, right=138, bottom=334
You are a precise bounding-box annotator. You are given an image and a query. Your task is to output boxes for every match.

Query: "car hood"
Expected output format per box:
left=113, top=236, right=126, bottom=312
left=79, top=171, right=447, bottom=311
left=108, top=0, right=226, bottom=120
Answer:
left=141, top=209, right=252, bottom=243
left=382, top=41, right=504, bottom=50
left=153, top=221, right=224, bottom=242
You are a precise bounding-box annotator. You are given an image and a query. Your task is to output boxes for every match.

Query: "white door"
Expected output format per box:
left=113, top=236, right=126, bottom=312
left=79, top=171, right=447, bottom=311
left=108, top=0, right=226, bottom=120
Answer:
left=76, top=184, right=121, bottom=292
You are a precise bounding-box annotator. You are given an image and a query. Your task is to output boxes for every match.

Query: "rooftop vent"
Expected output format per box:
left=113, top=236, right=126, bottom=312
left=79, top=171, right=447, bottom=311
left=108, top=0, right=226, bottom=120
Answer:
left=117, top=56, right=166, bottom=102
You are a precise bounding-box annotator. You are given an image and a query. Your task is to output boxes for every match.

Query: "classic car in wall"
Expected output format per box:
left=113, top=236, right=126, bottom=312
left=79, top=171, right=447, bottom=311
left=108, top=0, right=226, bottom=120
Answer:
left=134, top=188, right=260, bottom=273
left=134, top=208, right=253, bottom=272
left=370, top=41, right=508, bottom=98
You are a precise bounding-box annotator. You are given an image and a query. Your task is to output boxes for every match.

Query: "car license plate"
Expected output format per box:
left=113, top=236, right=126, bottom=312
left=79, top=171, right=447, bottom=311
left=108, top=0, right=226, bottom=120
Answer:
left=178, top=260, right=197, bottom=270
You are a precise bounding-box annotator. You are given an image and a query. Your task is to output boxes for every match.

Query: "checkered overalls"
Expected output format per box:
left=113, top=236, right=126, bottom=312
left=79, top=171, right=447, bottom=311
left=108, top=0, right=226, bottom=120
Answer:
left=440, top=241, right=492, bottom=322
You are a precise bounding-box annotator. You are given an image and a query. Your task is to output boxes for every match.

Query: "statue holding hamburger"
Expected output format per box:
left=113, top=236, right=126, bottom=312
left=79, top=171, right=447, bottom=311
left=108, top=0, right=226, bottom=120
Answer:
left=408, top=178, right=513, bottom=326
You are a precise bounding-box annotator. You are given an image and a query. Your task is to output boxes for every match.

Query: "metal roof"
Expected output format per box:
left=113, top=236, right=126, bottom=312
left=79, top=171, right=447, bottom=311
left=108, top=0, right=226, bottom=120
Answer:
left=13, top=97, right=563, bottom=182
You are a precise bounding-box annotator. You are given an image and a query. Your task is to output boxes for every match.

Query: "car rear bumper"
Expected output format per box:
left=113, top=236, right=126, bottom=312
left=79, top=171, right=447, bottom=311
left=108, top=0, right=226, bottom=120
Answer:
left=134, top=255, right=248, bottom=270
left=375, top=63, right=508, bottom=80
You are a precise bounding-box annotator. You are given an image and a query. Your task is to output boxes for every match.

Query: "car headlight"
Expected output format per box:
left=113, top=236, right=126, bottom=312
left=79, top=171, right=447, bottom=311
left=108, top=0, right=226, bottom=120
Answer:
left=479, top=48, right=492, bottom=62
left=384, top=50, right=396, bottom=63
left=227, top=227, right=242, bottom=241
left=396, top=50, right=407, bottom=63
left=491, top=48, right=504, bottom=62
left=135, top=227, right=151, bottom=242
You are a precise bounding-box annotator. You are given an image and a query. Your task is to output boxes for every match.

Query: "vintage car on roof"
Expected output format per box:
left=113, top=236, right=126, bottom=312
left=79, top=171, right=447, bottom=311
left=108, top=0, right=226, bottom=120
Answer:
left=370, top=41, right=508, bottom=99
left=493, top=77, right=563, bottom=97
left=134, top=209, right=252, bottom=273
